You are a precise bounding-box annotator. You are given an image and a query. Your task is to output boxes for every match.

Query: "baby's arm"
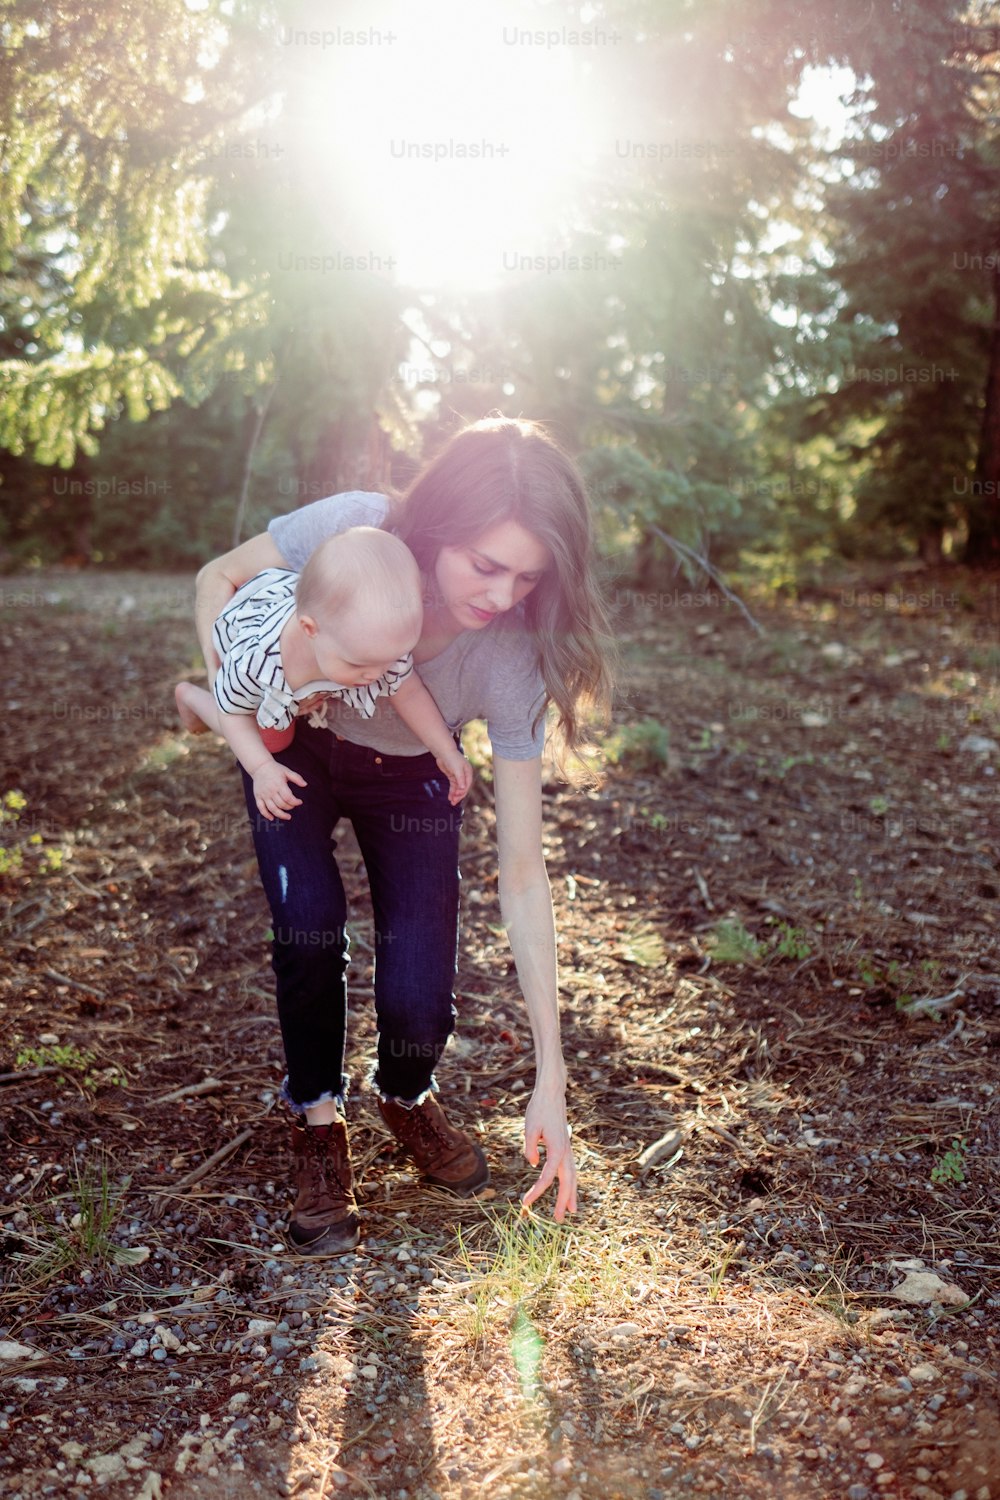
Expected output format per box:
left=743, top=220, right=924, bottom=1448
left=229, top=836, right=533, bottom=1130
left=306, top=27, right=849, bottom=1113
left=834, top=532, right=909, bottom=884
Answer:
left=177, top=682, right=304, bottom=820
left=218, top=712, right=305, bottom=820
left=391, top=676, right=472, bottom=806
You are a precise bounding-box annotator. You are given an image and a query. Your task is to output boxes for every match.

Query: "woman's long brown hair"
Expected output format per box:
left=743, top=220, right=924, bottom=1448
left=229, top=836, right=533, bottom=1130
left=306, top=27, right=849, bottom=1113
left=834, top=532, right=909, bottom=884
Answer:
left=389, top=417, right=615, bottom=781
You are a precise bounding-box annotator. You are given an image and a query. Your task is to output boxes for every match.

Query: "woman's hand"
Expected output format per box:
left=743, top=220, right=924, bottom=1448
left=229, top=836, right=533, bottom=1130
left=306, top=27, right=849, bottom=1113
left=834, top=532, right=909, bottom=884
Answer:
left=521, top=1084, right=578, bottom=1222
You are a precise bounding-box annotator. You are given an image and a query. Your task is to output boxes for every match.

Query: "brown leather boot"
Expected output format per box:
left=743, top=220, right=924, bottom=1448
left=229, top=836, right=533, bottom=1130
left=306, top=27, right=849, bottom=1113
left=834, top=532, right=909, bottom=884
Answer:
left=288, top=1117, right=361, bottom=1255
left=378, top=1093, right=490, bottom=1196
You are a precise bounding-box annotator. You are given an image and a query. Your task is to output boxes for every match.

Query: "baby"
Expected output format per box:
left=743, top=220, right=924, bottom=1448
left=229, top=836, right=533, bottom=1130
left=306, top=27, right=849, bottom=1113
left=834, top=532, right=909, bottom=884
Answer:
left=175, top=527, right=471, bottom=820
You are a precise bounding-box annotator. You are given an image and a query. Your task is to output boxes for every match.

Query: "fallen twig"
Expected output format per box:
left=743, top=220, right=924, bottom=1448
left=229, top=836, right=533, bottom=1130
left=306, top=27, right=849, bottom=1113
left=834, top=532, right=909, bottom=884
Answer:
left=650, top=524, right=764, bottom=635
left=0, top=1066, right=60, bottom=1086
left=636, top=1126, right=688, bottom=1176
left=153, top=1077, right=225, bottom=1106
left=41, top=968, right=105, bottom=998
left=904, top=987, right=965, bottom=1017
left=147, top=1127, right=255, bottom=1220
left=692, top=867, right=714, bottom=911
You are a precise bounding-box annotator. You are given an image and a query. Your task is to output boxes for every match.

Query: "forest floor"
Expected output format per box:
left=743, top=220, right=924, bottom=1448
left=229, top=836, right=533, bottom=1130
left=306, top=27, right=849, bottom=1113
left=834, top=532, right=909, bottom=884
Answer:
left=0, top=562, right=998, bottom=1500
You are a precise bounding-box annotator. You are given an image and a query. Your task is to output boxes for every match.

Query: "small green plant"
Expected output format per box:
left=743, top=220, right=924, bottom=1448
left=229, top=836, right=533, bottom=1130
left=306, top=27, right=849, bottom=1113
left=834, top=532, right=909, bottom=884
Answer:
left=771, top=923, right=812, bottom=961
left=15, top=1151, right=135, bottom=1290
left=0, top=790, right=67, bottom=887
left=604, top=719, right=670, bottom=773
left=930, top=1137, right=967, bottom=1187
left=856, top=956, right=944, bottom=1016
left=451, top=1207, right=661, bottom=1345
left=16, top=1042, right=97, bottom=1080
left=618, top=922, right=667, bottom=968
left=706, top=1234, right=741, bottom=1301
left=708, top=915, right=764, bottom=965
left=14, top=1042, right=124, bottom=1093
left=868, top=794, right=889, bottom=816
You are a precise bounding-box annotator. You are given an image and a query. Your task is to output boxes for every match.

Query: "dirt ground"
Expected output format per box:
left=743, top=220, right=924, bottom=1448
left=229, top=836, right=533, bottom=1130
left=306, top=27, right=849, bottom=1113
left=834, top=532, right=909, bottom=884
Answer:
left=0, top=564, right=998, bottom=1500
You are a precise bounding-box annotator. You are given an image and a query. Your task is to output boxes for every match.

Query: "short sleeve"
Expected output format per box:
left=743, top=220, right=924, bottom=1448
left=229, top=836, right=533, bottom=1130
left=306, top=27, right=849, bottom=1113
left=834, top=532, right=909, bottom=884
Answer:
left=481, top=612, right=548, bottom=761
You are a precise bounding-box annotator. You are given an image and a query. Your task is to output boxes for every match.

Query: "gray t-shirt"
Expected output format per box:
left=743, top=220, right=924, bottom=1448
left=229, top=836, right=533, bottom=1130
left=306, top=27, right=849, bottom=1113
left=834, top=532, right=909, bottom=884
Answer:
left=268, top=491, right=546, bottom=760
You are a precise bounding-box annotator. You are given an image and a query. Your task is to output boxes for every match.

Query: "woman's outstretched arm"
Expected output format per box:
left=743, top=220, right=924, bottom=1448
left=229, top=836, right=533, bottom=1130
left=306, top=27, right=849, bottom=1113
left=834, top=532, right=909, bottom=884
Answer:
left=493, top=753, right=577, bottom=1221
left=194, top=532, right=286, bottom=677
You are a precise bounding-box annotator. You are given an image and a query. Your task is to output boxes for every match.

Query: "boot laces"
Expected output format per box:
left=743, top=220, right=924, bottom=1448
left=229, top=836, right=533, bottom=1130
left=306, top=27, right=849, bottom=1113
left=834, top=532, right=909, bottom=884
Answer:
left=409, top=1104, right=451, bottom=1154
left=304, top=1127, right=350, bottom=1197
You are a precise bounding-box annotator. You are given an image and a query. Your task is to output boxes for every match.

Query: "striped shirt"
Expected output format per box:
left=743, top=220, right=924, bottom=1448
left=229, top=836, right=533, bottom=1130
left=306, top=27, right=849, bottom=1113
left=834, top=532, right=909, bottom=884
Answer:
left=211, top=568, right=412, bottom=733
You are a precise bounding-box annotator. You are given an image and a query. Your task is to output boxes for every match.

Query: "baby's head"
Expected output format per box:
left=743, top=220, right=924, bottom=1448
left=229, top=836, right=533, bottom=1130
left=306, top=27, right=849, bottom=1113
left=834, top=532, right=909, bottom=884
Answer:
left=296, top=528, right=423, bottom=686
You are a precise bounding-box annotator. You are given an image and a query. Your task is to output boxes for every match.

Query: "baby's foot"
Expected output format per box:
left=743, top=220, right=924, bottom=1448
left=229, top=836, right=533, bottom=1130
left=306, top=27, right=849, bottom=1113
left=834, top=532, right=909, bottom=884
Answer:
left=174, top=683, right=210, bottom=734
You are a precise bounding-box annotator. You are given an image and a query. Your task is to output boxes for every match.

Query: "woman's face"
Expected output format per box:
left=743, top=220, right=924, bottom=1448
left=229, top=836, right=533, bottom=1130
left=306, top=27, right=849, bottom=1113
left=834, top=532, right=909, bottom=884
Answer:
left=431, top=519, right=551, bottom=632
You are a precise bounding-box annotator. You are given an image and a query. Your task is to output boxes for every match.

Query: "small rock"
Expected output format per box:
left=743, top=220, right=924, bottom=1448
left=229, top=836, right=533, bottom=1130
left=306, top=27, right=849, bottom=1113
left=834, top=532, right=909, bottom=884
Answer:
left=86, top=1454, right=127, bottom=1481
left=130, top=1340, right=150, bottom=1358
left=552, top=1456, right=573, bottom=1477
left=0, top=1340, right=41, bottom=1362
left=958, top=735, right=998, bottom=755
left=865, top=1452, right=885, bottom=1469
left=889, top=1272, right=968, bottom=1308
left=155, top=1325, right=182, bottom=1353
left=300, top=1350, right=337, bottom=1374
left=607, top=1322, right=642, bottom=1340
left=247, top=1318, right=276, bottom=1337
left=908, top=1363, right=941, bottom=1383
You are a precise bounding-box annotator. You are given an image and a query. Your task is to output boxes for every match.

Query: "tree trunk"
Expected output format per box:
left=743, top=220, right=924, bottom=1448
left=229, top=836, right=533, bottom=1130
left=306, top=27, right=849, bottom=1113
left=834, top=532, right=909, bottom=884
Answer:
left=966, top=254, right=1000, bottom=566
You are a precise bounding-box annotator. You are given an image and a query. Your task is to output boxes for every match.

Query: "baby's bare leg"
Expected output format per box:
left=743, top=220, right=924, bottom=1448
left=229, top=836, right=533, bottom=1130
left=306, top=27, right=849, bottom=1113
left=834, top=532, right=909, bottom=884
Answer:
left=175, top=681, right=220, bottom=735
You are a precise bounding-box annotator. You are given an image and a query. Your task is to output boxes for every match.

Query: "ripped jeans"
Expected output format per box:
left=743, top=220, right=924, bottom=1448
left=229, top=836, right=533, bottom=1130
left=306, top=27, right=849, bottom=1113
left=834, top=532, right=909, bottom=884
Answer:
left=239, top=721, right=462, bottom=1111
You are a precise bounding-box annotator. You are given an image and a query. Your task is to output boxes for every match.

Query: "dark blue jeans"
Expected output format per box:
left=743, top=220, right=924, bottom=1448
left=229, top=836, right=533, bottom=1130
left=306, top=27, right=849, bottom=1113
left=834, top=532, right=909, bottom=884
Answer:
left=239, top=721, right=463, bottom=1109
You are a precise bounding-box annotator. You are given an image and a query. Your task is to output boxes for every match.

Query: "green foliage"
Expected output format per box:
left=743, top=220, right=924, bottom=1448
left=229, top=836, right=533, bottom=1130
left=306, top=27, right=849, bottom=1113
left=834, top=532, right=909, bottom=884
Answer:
left=930, top=1137, right=968, bottom=1188
left=0, top=790, right=66, bottom=887
left=14, top=1150, right=136, bottom=1290
left=708, top=914, right=813, bottom=965
left=2, top=0, right=1000, bottom=566
left=0, top=1, right=271, bottom=465
left=771, top=923, right=812, bottom=961
left=780, top=0, right=1000, bottom=557
left=604, top=719, right=670, bottom=772
left=708, top=915, right=764, bottom=965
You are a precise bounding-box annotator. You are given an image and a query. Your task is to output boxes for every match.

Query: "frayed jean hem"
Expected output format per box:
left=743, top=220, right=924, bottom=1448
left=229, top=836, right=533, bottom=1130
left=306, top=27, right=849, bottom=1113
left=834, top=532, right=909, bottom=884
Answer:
left=375, top=1079, right=438, bottom=1110
left=280, top=1075, right=349, bottom=1116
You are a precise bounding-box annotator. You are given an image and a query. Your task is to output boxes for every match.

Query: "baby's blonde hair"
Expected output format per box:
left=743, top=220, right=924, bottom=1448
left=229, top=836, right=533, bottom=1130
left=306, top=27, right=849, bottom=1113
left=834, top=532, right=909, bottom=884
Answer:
left=296, top=527, right=423, bottom=636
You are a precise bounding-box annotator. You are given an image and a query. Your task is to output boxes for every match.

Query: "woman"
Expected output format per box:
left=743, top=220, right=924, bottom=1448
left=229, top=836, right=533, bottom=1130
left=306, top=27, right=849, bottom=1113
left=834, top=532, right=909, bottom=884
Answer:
left=194, top=417, right=613, bottom=1255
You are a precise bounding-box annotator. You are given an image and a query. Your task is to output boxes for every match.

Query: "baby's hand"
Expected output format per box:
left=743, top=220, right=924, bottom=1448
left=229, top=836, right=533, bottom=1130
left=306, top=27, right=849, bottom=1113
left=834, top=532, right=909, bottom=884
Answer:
left=436, top=750, right=473, bottom=807
left=253, top=760, right=307, bottom=821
